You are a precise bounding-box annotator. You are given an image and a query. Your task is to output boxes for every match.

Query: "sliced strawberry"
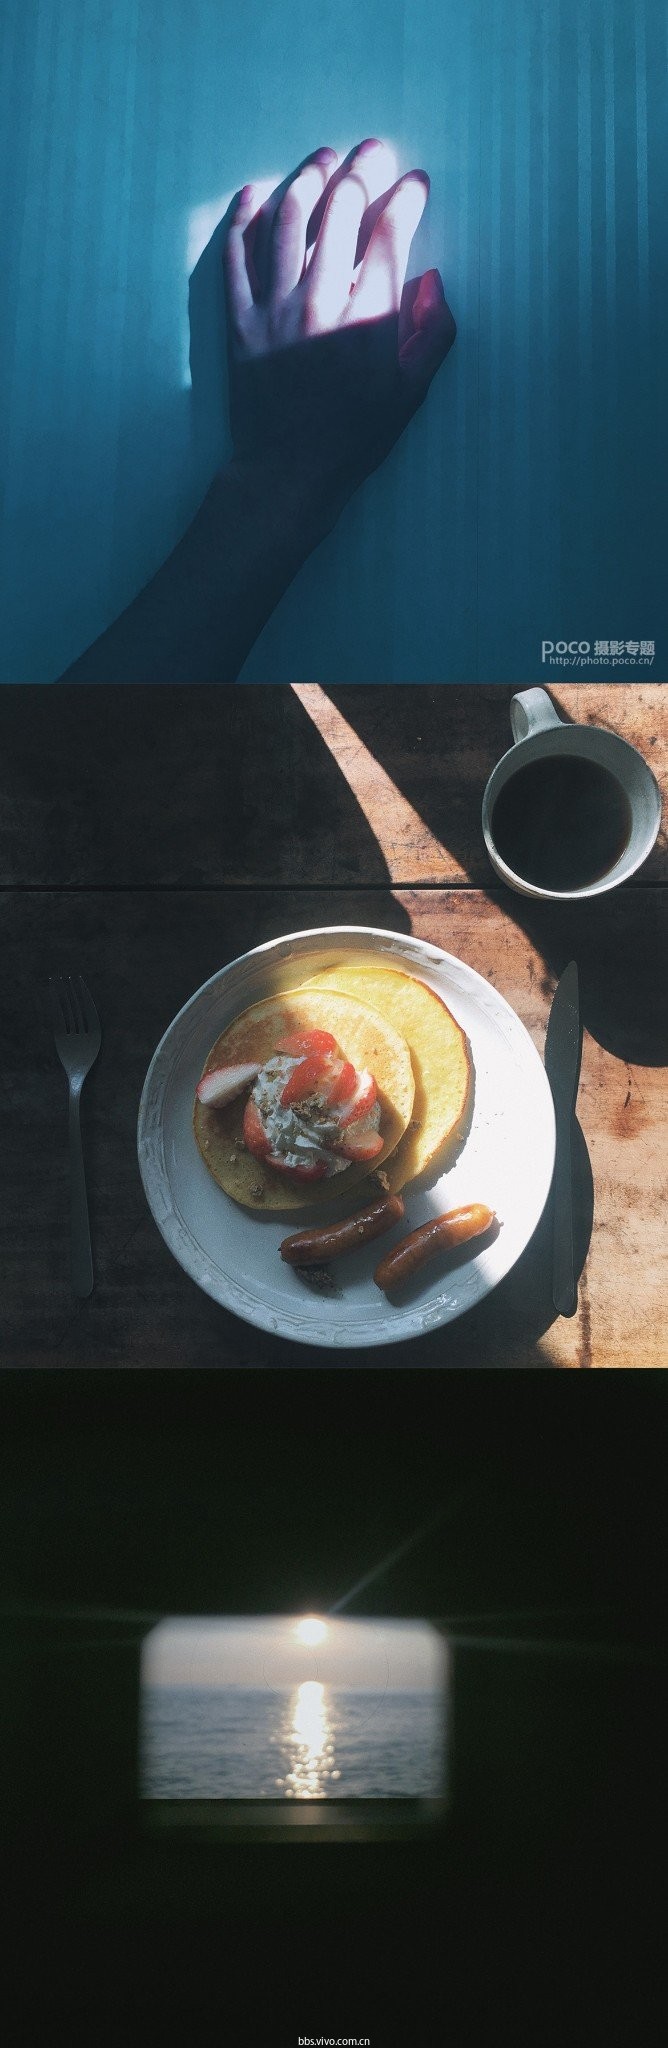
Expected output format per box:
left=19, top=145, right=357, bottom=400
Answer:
left=337, top=1069, right=378, bottom=1126
left=242, top=1096, right=271, bottom=1159
left=280, top=1051, right=332, bottom=1107
left=266, top=1152, right=329, bottom=1182
left=325, top=1059, right=356, bottom=1108
left=336, top=1124, right=384, bottom=1162
left=196, top=1062, right=260, bottom=1108
left=274, top=1029, right=338, bottom=1057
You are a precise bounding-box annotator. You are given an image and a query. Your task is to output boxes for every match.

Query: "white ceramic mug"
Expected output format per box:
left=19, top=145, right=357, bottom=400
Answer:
left=482, top=687, right=662, bottom=901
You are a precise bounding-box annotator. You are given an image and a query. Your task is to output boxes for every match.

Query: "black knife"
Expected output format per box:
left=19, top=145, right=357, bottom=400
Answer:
left=543, top=961, right=583, bottom=1318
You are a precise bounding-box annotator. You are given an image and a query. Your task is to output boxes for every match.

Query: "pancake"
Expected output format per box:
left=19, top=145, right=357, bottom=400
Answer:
left=300, top=964, right=471, bottom=1190
left=193, top=985, right=415, bottom=1212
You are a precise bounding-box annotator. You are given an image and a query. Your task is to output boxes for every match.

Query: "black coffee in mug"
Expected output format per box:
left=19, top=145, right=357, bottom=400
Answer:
left=490, top=754, right=632, bottom=892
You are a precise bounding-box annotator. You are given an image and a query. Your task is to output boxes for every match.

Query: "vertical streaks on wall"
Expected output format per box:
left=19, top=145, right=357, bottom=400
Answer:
left=383, top=0, right=481, bottom=682
left=477, top=0, right=667, bottom=680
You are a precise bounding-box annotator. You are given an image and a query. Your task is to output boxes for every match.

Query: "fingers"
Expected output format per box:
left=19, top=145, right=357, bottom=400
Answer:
left=251, top=147, right=338, bottom=300
left=303, top=139, right=403, bottom=334
left=305, top=173, right=370, bottom=330
left=223, top=142, right=451, bottom=402
left=267, top=158, right=335, bottom=300
left=349, top=172, right=429, bottom=324
left=306, top=137, right=398, bottom=254
left=398, top=269, right=457, bottom=396
left=223, top=185, right=256, bottom=332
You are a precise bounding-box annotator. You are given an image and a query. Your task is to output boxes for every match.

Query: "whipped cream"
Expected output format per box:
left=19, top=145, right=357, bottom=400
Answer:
left=251, top=1054, right=380, bottom=1178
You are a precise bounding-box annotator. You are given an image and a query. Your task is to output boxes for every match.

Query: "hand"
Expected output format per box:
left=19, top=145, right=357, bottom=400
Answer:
left=223, top=138, right=456, bottom=529
left=60, top=142, right=455, bottom=680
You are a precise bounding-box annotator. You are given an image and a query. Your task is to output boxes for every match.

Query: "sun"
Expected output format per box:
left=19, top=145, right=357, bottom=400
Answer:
left=293, top=1616, right=327, bottom=1647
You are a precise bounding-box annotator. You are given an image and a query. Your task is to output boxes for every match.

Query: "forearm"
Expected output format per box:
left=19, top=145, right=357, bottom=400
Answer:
left=58, top=462, right=336, bottom=683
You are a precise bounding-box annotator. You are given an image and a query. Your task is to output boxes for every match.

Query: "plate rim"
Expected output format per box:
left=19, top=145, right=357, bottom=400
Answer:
left=137, top=924, right=556, bottom=1350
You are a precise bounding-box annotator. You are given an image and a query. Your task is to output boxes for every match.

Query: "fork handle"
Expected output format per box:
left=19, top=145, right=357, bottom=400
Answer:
left=69, top=1089, right=93, bottom=1298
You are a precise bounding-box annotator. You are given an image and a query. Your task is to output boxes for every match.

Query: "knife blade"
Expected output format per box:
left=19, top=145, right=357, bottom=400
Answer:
left=543, top=961, right=583, bottom=1318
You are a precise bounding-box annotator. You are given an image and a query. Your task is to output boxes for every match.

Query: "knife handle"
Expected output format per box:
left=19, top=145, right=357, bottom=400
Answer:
left=552, top=1115, right=578, bottom=1317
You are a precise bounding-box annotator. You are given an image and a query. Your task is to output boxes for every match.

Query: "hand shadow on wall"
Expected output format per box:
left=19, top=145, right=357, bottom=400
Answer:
left=42, top=209, right=232, bottom=684
left=188, top=207, right=234, bottom=491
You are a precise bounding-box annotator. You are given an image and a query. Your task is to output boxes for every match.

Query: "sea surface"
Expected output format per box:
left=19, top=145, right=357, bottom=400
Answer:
left=141, top=1683, right=445, bottom=1799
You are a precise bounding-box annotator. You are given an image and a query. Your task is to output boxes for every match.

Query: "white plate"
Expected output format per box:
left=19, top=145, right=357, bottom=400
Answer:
left=137, top=927, right=556, bottom=1350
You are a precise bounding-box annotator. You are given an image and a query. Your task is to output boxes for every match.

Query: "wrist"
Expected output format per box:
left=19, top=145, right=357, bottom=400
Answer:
left=208, top=458, right=348, bottom=554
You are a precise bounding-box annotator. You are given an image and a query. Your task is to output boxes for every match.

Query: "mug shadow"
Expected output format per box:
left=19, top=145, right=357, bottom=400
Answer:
left=512, top=895, right=668, bottom=1067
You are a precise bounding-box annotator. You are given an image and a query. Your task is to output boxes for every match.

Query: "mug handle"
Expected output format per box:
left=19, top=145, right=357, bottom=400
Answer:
left=510, top=688, right=564, bottom=743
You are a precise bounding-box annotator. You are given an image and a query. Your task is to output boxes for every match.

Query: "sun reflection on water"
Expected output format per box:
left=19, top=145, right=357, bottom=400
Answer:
left=281, top=1680, right=336, bottom=1799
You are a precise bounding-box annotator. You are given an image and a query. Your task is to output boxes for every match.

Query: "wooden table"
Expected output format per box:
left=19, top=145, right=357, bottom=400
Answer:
left=1, top=684, right=666, bottom=1369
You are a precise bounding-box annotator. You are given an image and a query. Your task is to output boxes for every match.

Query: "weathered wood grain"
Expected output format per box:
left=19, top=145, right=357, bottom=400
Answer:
left=3, top=884, right=665, bottom=1369
left=0, top=684, right=665, bottom=888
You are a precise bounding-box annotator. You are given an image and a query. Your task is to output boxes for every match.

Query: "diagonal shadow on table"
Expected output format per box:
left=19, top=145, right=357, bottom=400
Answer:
left=0, top=685, right=419, bottom=894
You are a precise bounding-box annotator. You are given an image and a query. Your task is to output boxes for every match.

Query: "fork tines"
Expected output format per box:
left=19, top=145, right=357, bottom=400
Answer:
left=49, top=973, right=100, bottom=1036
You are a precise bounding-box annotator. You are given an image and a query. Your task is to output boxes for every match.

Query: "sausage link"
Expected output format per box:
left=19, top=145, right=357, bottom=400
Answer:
left=280, top=1192, right=405, bottom=1267
left=374, top=1203, right=496, bottom=1296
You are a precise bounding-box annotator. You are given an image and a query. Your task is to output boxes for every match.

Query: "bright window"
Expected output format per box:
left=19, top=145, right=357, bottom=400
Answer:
left=140, top=1616, right=448, bottom=1801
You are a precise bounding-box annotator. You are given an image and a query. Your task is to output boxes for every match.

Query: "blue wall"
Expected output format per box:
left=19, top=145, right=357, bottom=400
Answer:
left=1, top=0, right=666, bottom=682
